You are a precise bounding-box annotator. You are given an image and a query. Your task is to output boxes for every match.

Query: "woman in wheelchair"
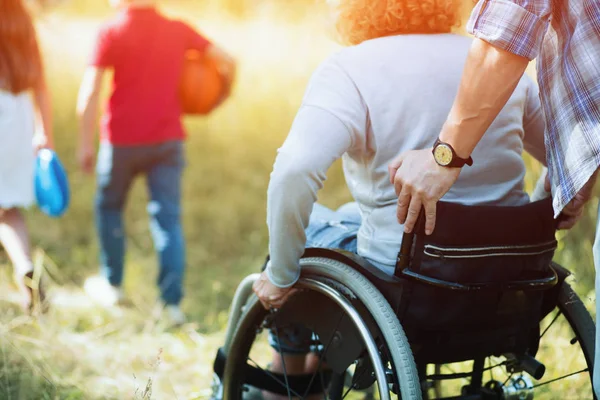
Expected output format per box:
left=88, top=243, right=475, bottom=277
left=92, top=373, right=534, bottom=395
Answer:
left=253, top=0, right=547, bottom=392
left=217, top=1, right=595, bottom=399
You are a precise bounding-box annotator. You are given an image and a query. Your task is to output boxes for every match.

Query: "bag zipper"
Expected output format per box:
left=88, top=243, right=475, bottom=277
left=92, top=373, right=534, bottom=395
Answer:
left=424, top=240, right=557, bottom=259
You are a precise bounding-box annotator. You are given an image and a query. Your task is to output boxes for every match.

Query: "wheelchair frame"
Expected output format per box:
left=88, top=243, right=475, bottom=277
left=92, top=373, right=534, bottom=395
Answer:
left=214, top=246, right=595, bottom=400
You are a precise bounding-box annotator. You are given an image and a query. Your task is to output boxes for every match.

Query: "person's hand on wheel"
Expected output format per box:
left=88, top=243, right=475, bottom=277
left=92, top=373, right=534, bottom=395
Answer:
left=550, top=171, right=598, bottom=230
left=388, top=149, right=461, bottom=235
left=252, top=271, right=298, bottom=310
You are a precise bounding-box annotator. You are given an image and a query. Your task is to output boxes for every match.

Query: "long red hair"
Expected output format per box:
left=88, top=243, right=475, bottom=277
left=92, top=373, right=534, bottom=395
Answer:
left=0, top=0, right=42, bottom=94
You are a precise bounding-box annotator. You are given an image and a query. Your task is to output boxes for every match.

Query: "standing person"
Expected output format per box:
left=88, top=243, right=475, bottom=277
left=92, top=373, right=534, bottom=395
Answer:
left=0, top=0, right=53, bottom=312
left=77, top=0, right=234, bottom=325
left=388, top=0, right=600, bottom=394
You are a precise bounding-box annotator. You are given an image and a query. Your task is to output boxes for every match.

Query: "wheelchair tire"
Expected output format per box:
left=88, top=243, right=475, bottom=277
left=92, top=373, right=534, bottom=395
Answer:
left=223, top=257, right=422, bottom=399
left=557, top=281, right=595, bottom=390
left=300, top=257, right=421, bottom=399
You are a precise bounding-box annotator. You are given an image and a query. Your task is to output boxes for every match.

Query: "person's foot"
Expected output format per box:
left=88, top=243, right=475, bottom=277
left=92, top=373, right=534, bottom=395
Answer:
left=84, top=276, right=125, bottom=307
left=164, top=304, right=187, bottom=326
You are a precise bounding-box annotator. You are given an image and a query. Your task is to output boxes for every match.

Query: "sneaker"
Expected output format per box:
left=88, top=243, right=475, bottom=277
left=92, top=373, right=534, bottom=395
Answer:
left=165, top=305, right=187, bottom=326
left=84, top=276, right=125, bottom=307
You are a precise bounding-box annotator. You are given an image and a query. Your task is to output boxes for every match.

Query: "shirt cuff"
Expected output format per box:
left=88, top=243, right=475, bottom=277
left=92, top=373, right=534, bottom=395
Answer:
left=467, top=0, right=550, bottom=61
left=266, top=260, right=301, bottom=289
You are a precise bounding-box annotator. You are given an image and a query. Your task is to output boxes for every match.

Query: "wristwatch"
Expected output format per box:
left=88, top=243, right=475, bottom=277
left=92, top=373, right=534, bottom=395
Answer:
left=432, top=139, right=473, bottom=168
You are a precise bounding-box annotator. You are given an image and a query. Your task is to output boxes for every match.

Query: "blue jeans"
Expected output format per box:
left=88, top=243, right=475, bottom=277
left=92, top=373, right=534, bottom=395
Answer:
left=305, top=203, right=361, bottom=251
left=269, top=202, right=361, bottom=354
left=95, top=140, right=185, bottom=305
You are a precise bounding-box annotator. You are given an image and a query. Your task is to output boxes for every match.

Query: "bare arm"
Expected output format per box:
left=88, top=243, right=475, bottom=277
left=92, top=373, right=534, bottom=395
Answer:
left=390, top=0, right=553, bottom=234
left=442, top=0, right=553, bottom=157
left=440, top=39, right=530, bottom=157
left=207, top=44, right=235, bottom=83
left=388, top=42, right=529, bottom=235
left=33, top=69, right=53, bottom=150
left=206, top=44, right=236, bottom=103
left=76, top=67, right=105, bottom=173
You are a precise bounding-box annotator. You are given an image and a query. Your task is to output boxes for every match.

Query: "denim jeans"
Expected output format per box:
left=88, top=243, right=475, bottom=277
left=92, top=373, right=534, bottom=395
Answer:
left=269, top=202, right=361, bottom=354
left=95, top=140, right=185, bottom=305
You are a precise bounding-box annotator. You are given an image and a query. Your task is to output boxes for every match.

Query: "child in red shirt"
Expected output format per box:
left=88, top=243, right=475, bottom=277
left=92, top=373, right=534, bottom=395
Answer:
left=77, top=0, right=233, bottom=324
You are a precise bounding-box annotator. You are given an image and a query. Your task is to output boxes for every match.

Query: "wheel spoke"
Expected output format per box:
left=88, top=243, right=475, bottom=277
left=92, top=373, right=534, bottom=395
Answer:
left=343, top=342, right=389, bottom=400
left=319, top=366, right=330, bottom=400
left=300, top=312, right=345, bottom=399
left=532, top=368, right=589, bottom=389
left=502, top=372, right=514, bottom=387
left=341, top=363, right=369, bottom=400
left=271, top=323, right=293, bottom=400
left=247, top=356, right=304, bottom=398
left=540, top=310, right=562, bottom=339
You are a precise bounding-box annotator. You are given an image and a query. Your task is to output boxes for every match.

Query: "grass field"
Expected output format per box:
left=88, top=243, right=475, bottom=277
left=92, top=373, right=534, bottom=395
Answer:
left=0, top=2, right=598, bottom=399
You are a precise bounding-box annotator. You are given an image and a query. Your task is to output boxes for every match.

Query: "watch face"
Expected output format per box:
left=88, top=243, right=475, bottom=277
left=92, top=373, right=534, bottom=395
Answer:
left=434, top=144, right=453, bottom=166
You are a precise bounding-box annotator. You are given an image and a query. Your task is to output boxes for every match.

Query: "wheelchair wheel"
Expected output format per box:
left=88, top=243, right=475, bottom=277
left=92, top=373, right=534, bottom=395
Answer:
left=424, top=281, right=595, bottom=399
left=222, top=257, right=422, bottom=399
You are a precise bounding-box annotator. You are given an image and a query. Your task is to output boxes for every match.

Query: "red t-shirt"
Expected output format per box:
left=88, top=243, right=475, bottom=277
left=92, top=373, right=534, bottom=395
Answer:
left=90, top=7, right=210, bottom=145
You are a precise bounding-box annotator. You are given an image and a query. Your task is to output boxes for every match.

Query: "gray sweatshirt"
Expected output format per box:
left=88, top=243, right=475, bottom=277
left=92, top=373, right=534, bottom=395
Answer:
left=266, top=34, right=546, bottom=288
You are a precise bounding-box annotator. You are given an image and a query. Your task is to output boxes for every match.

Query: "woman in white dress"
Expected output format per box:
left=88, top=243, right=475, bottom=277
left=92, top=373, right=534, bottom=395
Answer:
left=0, top=0, right=53, bottom=311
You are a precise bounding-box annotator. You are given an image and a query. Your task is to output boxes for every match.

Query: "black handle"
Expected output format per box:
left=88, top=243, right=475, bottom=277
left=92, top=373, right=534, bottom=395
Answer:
left=394, top=209, right=426, bottom=277
left=394, top=231, right=415, bottom=277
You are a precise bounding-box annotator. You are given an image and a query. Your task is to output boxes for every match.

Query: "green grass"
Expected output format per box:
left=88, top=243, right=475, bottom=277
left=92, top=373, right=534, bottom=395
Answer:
left=0, top=3, right=597, bottom=399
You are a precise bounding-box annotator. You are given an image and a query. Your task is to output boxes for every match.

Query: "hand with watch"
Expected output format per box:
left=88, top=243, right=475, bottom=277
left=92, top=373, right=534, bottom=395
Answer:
left=388, top=139, right=473, bottom=235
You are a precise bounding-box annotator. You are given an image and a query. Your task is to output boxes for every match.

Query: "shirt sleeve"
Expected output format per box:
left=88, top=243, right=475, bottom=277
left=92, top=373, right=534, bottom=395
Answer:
left=266, top=57, right=367, bottom=288
left=467, top=0, right=552, bottom=60
left=522, top=76, right=547, bottom=165
left=90, top=25, right=115, bottom=67
left=181, top=22, right=211, bottom=53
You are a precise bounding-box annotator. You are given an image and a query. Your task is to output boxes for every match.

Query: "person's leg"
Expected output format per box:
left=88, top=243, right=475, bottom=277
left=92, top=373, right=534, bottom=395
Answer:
left=95, top=143, right=136, bottom=289
left=265, top=325, right=316, bottom=400
left=0, top=208, right=32, bottom=276
left=145, top=141, right=185, bottom=307
left=0, top=208, right=37, bottom=310
left=305, top=203, right=360, bottom=253
left=593, top=201, right=600, bottom=398
left=335, top=201, right=362, bottom=225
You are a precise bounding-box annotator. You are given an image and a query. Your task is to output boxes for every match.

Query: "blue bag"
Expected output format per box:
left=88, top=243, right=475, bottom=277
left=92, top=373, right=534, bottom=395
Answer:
left=35, top=149, right=70, bottom=217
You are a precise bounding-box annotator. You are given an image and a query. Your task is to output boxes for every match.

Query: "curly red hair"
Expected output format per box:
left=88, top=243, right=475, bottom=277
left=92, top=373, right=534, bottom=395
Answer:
left=335, top=0, right=465, bottom=45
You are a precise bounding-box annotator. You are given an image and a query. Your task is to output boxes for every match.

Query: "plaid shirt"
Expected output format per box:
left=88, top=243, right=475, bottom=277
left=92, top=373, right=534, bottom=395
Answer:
left=467, top=0, right=600, bottom=216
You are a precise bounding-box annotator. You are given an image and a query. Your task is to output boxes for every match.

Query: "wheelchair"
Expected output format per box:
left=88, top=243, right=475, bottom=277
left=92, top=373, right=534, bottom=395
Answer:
left=211, top=199, right=595, bottom=399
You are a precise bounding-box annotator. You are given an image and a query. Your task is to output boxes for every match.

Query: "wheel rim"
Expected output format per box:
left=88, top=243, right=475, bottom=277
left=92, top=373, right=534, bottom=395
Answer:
left=223, top=277, right=395, bottom=400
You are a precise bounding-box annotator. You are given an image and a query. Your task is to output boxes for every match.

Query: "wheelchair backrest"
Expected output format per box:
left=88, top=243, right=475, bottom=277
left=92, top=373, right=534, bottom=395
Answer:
left=395, top=198, right=559, bottom=363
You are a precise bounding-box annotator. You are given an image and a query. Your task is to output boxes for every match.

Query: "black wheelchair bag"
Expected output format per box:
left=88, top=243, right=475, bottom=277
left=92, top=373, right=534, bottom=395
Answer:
left=396, top=198, right=559, bottom=363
